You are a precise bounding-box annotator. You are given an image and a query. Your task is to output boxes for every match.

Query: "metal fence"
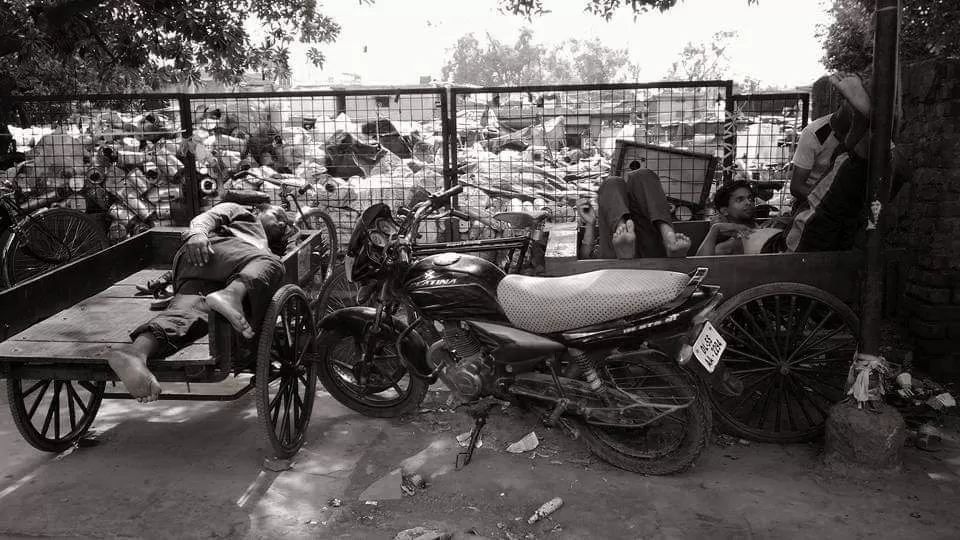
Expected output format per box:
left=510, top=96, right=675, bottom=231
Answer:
left=0, top=84, right=808, bottom=259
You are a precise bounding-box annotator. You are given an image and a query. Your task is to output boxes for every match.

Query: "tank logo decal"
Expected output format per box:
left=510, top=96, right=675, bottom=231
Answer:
left=416, top=278, right=457, bottom=287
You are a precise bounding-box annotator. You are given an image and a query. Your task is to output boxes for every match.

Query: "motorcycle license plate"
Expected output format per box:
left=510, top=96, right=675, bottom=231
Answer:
left=693, top=321, right=726, bottom=373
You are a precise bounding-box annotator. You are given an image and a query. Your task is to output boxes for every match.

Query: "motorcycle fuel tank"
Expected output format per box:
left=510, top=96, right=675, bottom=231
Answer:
left=403, top=252, right=508, bottom=321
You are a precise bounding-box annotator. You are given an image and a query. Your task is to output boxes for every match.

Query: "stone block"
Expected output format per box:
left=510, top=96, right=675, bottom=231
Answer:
left=916, top=338, right=959, bottom=357
left=910, top=317, right=947, bottom=339
left=908, top=267, right=952, bottom=288
left=908, top=283, right=952, bottom=304
left=823, top=402, right=905, bottom=476
left=900, top=295, right=960, bottom=322
left=941, top=201, right=960, bottom=218
left=954, top=287, right=960, bottom=304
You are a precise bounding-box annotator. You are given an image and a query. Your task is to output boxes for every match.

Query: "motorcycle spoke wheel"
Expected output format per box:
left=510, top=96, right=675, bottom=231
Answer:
left=576, top=352, right=711, bottom=476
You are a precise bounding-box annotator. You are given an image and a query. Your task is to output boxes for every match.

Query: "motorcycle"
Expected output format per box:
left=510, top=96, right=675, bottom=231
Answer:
left=315, top=185, right=743, bottom=475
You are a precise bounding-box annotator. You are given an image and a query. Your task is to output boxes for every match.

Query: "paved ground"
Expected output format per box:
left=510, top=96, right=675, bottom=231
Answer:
left=1, top=380, right=960, bottom=540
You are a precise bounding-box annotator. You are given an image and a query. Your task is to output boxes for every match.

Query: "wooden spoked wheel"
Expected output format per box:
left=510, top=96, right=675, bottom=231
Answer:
left=708, top=283, right=859, bottom=443
left=295, top=207, right=339, bottom=284
left=6, top=377, right=106, bottom=452
left=1, top=208, right=110, bottom=288
left=256, top=285, right=318, bottom=458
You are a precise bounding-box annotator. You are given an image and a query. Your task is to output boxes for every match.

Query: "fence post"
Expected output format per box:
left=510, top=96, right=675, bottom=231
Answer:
left=722, top=81, right=736, bottom=184
left=177, top=95, right=200, bottom=224
left=442, top=86, right=460, bottom=241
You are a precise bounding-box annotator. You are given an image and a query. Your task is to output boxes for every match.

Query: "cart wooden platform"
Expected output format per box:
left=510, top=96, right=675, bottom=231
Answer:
left=545, top=219, right=905, bottom=444
left=0, top=227, right=326, bottom=458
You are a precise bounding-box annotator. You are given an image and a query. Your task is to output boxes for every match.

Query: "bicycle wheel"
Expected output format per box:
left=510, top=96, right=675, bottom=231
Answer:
left=295, top=207, right=339, bottom=284
left=1, top=208, right=110, bottom=288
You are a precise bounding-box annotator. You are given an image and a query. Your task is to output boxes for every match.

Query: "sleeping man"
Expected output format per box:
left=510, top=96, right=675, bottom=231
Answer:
left=106, top=202, right=297, bottom=403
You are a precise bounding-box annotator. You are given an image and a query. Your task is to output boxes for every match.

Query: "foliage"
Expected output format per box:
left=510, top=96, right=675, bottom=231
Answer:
left=497, top=0, right=756, bottom=20
left=665, top=31, right=738, bottom=81
left=819, top=0, right=960, bottom=73
left=0, top=0, right=349, bottom=95
left=441, top=29, right=642, bottom=85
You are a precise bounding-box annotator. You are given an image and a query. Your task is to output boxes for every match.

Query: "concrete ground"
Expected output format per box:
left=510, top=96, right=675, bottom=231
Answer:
left=1, top=380, right=959, bottom=540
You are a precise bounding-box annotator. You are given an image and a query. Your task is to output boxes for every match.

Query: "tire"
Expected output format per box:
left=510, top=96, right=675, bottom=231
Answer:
left=708, top=283, right=859, bottom=444
left=315, top=324, right=428, bottom=418
left=255, top=284, right=318, bottom=459
left=577, top=351, right=711, bottom=475
left=295, top=207, right=339, bottom=284
left=6, top=378, right=105, bottom=452
left=2, top=208, right=110, bottom=288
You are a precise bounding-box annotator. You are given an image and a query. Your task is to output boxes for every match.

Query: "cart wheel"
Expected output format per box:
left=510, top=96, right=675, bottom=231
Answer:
left=255, top=284, right=318, bottom=458
left=6, top=378, right=105, bottom=452
left=2, top=208, right=110, bottom=288
left=708, top=283, right=859, bottom=443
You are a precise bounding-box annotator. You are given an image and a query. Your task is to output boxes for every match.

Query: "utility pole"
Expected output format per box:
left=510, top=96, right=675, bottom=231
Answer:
left=860, top=0, right=900, bottom=356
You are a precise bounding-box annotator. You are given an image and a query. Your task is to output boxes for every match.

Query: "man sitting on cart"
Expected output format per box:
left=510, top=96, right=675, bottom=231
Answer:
left=695, top=180, right=760, bottom=256
left=577, top=167, right=691, bottom=259
left=106, top=202, right=297, bottom=402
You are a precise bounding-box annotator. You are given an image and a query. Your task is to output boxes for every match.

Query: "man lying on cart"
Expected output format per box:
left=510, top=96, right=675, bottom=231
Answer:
left=106, top=202, right=297, bottom=402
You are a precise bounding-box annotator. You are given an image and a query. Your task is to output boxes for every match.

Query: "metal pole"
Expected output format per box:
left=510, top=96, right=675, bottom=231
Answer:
left=860, top=0, right=900, bottom=355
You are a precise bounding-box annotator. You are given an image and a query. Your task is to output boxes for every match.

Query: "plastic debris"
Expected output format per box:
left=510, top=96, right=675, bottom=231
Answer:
left=527, top=496, right=564, bottom=524
left=457, top=429, right=483, bottom=448
left=507, top=432, right=540, bottom=454
left=365, top=500, right=378, bottom=506
left=263, top=457, right=293, bottom=472
left=927, top=393, right=956, bottom=410
left=328, top=498, right=342, bottom=507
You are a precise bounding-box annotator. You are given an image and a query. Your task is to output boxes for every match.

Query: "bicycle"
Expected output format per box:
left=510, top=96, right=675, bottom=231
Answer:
left=0, top=184, right=110, bottom=289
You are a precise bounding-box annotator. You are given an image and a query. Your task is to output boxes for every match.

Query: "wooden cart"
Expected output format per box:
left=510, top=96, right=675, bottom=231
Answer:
left=0, top=227, right=326, bottom=458
left=545, top=220, right=904, bottom=444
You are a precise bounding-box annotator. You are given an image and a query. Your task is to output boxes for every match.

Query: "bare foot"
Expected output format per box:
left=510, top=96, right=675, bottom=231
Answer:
left=206, top=282, right=255, bottom=339
left=664, top=231, right=691, bottom=257
left=107, top=349, right=162, bottom=403
left=612, top=219, right=636, bottom=259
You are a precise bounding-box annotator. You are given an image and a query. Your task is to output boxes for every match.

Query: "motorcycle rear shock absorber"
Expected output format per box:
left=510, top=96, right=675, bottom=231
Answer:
left=570, top=348, right=603, bottom=391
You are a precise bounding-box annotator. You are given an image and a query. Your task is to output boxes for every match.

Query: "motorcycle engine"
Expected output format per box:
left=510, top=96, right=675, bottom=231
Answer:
left=424, top=323, right=493, bottom=401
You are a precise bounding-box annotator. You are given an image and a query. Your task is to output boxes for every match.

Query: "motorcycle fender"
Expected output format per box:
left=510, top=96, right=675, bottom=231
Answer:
left=318, top=307, right=432, bottom=381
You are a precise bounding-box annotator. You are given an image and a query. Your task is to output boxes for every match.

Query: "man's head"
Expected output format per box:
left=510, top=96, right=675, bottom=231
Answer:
left=714, top=180, right=756, bottom=222
left=255, top=203, right=294, bottom=246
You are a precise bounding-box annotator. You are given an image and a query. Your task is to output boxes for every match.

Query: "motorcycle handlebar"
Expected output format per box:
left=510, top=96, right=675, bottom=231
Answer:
left=428, top=184, right=463, bottom=208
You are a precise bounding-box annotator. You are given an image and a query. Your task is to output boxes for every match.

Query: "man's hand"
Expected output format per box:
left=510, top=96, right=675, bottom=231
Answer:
left=184, top=233, right=214, bottom=266
left=576, top=198, right=596, bottom=226
left=711, top=222, right=754, bottom=239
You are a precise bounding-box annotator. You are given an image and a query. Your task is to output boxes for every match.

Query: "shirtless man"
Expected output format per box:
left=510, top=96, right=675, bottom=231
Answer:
left=106, top=202, right=296, bottom=402
left=696, top=181, right=758, bottom=256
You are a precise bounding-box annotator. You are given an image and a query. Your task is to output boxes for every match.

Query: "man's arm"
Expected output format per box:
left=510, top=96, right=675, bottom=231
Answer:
left=183, top=202, right=252, bottom=241
left=790, top=166, right=813, bottom=200
left=579, top=224, right=596, bottom=259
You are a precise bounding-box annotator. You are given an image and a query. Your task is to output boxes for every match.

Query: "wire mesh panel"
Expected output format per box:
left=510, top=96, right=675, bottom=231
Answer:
left=730, top=93, right=810, bottom=217
left=1, top=95, right=189, bottom=245
left=449, top=82, right=732, bottom=225
left=184, top=89, right=446, bottom=252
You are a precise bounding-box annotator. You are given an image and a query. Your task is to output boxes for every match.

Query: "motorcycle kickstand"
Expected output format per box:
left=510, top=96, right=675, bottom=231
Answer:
left=455, top=411, right=489, bottom=470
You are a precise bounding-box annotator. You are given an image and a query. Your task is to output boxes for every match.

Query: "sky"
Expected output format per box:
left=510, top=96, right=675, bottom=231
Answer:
left=283, top=0, right=835, bottom=89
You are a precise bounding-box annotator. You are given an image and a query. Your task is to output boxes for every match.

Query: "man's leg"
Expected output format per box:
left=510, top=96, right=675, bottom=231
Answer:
left=624, top=168, right=689, bottom=257
left=107, top=279, right=214, bottom=402
left=596, top=176, right=636, bottom=259
left=194, top=238, right=285, bottom=339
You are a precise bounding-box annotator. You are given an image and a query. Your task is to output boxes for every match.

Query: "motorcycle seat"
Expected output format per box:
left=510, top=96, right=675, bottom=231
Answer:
left=497, top=269, right=689, bottom=334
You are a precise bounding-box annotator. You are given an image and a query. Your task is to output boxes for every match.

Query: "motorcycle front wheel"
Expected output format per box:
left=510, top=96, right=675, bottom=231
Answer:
left=576, top=351, right=712, bottom=475
left=315, top=325, right=428, bottom=418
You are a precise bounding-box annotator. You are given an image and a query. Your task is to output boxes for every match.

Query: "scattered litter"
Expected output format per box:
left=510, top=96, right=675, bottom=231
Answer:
left=365, top=500, right=379, bottom=506
left=927, top=393, right=956, bottom=410
left=724, top=454, right=740, bottom=461
left=910, top=512, right=921, bottom=519
left=549, top=460, right=564, bottom=465
left=401, top=473, right=428, bottom=497
left=915, top=424, right=942, bottom=451
left=551, top=523, right=563, bottom=533
left=528, top=496, right=564, bottom=524
left=393, top=527, right=446, bottom=540
left=305, top=520, right=319, bottom=525
left=497, top=523, right=506, bottom=529
left=507, top=432, right=540, bottom=454
left=457, top=429, right=483, bottom=448
left=77, top=435, right=101, bottom=448
left=263, top=457, right=293, bottom=472
left=737, top=438, right=751, bottom=446
left=328, top=498, right=342, bottom=507
left=54, top=445, right=77, bottom=460
left=467, top=506, right=480, bottom=511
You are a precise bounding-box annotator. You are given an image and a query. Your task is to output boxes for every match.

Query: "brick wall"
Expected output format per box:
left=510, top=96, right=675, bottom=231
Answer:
left=891, top=59, right=960, bottom=375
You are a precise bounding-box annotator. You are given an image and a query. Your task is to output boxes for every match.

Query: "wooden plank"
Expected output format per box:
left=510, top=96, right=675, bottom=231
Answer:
left=0, top=232, right=151, bottom=341
left=7, top=296, right=208, bottom=345
left=0, top=340, right=213, bottom=366
left=546, top=250, right=864, bottom=305
left=114, top=268, right=171, bottom=286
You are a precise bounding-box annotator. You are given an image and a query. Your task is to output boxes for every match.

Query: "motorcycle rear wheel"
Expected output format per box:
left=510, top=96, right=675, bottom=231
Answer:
left=315, top=325, right=428, bottom=418
left=576, top=352, right=711, bottom=475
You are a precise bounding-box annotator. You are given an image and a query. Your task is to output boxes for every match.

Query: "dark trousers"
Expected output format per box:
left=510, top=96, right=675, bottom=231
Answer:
left=130, top=236, right=284, bottom=357
left=597, top=168, right=673, bottom=258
